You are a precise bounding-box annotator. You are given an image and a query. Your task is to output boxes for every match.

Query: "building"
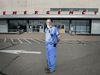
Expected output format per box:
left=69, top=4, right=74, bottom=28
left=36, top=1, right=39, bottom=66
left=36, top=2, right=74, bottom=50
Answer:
left=0, top=0, right=100, bottom=34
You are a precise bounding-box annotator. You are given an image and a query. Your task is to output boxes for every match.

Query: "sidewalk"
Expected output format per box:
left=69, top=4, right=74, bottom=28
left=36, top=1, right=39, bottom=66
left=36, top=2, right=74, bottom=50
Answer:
left=0, top=33, right=100, bottom=40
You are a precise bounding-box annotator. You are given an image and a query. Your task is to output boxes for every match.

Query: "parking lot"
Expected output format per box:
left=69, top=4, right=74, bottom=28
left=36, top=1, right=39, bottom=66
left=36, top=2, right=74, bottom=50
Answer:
left=0, top=38, right=100, bottom=45
left=0, top=38, right=100, bottom=75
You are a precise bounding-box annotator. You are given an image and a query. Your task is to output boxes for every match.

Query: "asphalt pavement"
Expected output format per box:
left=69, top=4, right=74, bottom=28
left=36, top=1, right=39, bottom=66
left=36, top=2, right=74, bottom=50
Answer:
left=0, top=38, right=100, bottom=75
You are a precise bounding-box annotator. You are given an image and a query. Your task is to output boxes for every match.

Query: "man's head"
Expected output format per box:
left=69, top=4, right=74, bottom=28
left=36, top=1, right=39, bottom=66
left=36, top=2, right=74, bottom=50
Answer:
left=46, top=19, right=53, bottom=29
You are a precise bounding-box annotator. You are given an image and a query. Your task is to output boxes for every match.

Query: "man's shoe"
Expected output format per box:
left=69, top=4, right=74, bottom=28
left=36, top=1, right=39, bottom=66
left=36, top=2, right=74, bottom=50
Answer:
left=46, top=70, right=55, bottom=74
left=44, top=68, right=50, bottom=71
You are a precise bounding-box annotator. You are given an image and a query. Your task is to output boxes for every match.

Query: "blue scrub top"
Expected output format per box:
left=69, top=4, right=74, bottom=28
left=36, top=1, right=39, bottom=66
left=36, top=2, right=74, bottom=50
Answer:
left=45, top=26, right=60, bottom=45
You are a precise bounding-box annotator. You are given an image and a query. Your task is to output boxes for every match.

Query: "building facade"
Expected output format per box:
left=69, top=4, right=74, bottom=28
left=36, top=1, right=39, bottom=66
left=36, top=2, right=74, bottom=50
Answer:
left=0, top=0, right=100, bottom=34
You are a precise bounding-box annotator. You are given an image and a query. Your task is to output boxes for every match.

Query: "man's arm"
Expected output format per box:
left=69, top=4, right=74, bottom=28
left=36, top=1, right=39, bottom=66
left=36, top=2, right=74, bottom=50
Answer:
left=55, top=27, right=60, bottom=43
left=57, top=34, right=60, bottom=42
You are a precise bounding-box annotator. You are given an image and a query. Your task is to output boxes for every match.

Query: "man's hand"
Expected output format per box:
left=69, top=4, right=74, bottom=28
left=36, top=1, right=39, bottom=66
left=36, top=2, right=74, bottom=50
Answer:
left=57, top=34, right=60, bottom=42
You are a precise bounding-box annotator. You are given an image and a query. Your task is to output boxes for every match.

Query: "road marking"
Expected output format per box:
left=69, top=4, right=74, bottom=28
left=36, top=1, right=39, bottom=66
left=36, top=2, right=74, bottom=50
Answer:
left=4, top=38, right=6, bottom=42
left=11, top=38, right=14, bottom=43
left=36, top=39, right=45, bottom=43
left=31, top=38, right=40, bottom=44
left=0, top=50, right=41, bottom=54
left=24, top=38, right=31, bottom=44
left=21, top=51, right=41, bottom=54
left=17, top=38, right=22, bottom=43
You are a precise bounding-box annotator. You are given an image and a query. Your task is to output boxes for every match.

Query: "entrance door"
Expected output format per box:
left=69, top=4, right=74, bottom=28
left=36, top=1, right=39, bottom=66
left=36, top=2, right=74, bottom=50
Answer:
left=53, top=24, right=65, bottom=33
left=54, top=24, right=65, bottom=30
left=29, top=24, right=44, bottom=33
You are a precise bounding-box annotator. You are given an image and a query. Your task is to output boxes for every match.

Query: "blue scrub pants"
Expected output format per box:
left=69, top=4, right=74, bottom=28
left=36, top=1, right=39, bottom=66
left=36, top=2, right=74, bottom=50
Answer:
left=46, top=44, right=56, bottom=71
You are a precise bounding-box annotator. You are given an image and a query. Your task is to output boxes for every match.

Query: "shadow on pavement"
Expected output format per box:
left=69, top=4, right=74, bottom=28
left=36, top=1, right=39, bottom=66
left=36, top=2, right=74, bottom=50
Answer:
left=0, top=42, right=19, bottom=50
left=0, top=72, right=7, bottom=75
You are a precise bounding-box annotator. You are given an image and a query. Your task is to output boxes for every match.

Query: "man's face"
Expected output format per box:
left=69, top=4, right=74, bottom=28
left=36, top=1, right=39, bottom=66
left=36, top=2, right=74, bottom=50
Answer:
left=46, top=19, right=53, bottom=28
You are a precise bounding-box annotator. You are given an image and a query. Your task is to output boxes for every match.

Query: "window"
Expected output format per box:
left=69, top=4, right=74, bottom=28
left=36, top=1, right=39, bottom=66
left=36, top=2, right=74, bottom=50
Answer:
left=8, top=20, right=27, bottom=32
left=50, top=8, right=98, bottom=12
left=40, top=25, right=43, bottom=29
left=33, top=25, right=35, bottom=28
left=58, top=25, right=60, bottom=29
left=71, top=20, right=90, bottom=33
left=76, top=22, right=81, bottom=31
left=61, top=25, right=64, bottom=29
left=71, top=22, right=75, bottom=31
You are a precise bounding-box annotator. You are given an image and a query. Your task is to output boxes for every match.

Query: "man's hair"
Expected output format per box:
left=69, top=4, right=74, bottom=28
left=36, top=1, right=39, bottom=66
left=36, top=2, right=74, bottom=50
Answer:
left=47, top=18, right=53, bottom=22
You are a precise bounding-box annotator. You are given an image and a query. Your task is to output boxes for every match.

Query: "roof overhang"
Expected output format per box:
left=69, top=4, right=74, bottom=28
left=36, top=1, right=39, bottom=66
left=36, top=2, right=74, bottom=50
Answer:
left=0, top=14, right=100, bottom=19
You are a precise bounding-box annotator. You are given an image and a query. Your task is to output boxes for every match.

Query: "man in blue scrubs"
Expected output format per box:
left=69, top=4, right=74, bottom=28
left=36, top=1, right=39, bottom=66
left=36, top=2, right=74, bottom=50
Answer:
left=45, top=19, right=60, bottom=74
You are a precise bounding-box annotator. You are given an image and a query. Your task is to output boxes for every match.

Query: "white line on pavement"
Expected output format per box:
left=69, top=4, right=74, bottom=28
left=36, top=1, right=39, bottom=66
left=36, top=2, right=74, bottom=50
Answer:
left=24, top=38, right=31, bottom=44
left=17, top=38, right=22, bottom=43
left=36, top=39, right=45, bottom=43
left=31, top=38, right=40, bottom=44
left=0, top=50, right=41, bottom=54
left=4, top=38, right=6, bottom=42
left=11, top=38, right=14, bottom=43
left=21, top=51, right=41, bottom=54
